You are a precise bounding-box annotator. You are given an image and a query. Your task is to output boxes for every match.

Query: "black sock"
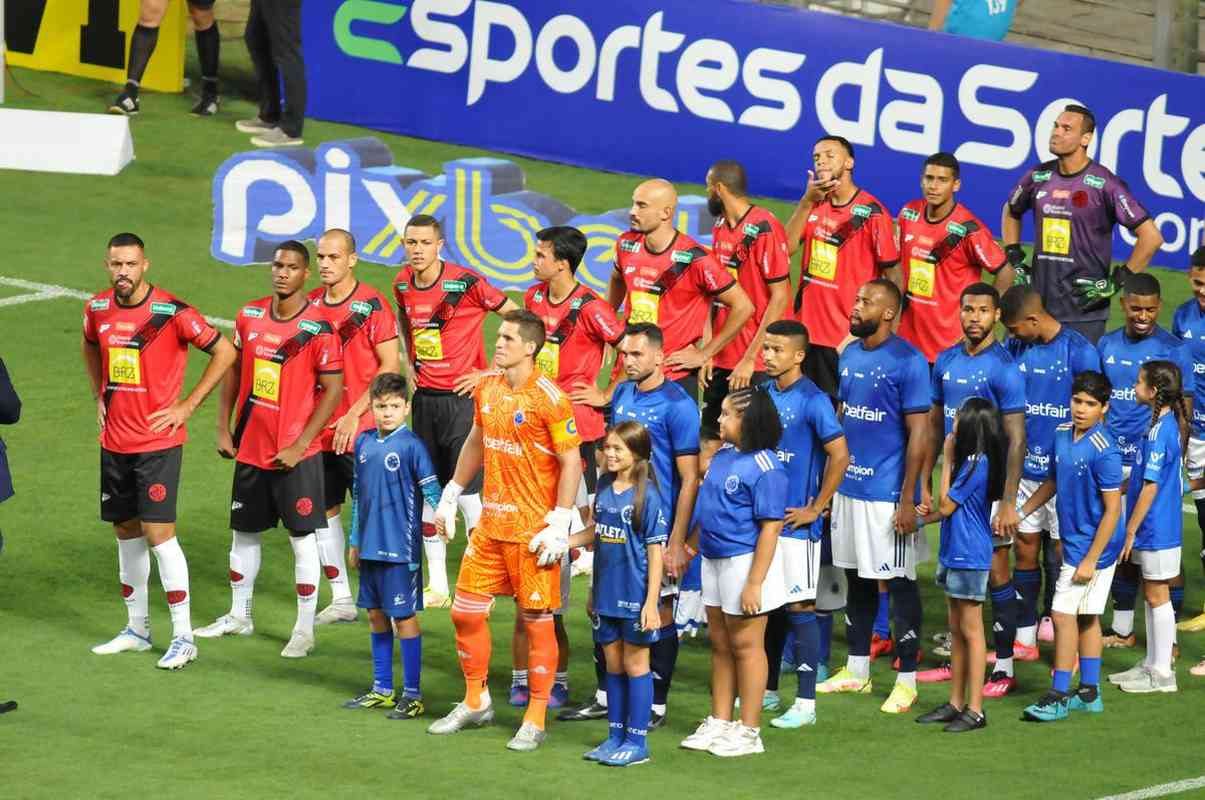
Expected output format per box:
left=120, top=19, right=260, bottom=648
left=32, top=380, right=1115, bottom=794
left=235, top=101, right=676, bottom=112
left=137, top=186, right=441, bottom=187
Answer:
left=195, top=23, right=220, bottom=89
left=593, top=641, right=606, bottom=702
left=1041, top=535, right=1061, bottom=618
left=847, top=570, right=876, bottom=657
left=990, top=582, right=1018, bottom=660
left=764, top=608, right=788, bottom=692
left=887, top=577, right=921, bottom=672
left=126, top=24, right=160, bottom=90
left=650, top=625, right=678, bottom=706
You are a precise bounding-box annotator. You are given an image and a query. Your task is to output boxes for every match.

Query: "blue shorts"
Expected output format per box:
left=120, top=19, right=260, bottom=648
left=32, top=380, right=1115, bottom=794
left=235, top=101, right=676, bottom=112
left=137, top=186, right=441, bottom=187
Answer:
left=357, top=560, right=422, bottom=619
left=593, top=614, right=660, bottom=647
left=936, top=565, right=989, bottom=602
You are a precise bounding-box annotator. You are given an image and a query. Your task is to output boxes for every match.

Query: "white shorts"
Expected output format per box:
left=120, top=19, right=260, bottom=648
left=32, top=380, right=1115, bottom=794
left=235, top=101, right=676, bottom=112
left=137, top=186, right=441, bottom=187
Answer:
left=1188, top=436, right=1205, bottom=480
left=1131, top=547, right=1182, bottom=581
left=830, top=493, right=930, bottom=581
left=780, top=537, right=822, bottom=604
left=1051, top=561, right=1116, bottom=617
left=1122, top=465, right=1133, bottom=484
left=701, top=551, right=786, bottom=617
left=1017, top=478, right=1059, bottom=539
left=816, top=563, right=847, bottom=612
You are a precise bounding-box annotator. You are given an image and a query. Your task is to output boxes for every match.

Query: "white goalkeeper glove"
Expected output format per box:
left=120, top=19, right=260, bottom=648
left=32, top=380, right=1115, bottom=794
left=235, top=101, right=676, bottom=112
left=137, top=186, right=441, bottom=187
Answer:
left=528, top=506, right=584, bottom=567
left=435, top=481, right=464, bottom=542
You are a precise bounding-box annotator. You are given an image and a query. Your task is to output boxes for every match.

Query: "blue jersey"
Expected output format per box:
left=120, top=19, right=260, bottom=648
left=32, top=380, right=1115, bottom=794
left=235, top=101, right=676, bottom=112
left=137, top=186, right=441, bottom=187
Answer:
left=942, top=0, right=1018, bottom=41
left=838, top=335, right=931, bottom=503
left=932, top=340, right=1027, bottom=436
left=940, top=456, right=993, bottom=570
left=1006, top=327, right=1102, bottom=480
left=1127, top=413, right=1184, bottom=552
left=1051, top=422, right=1125, bottom=569
left=1171, top=299, right=1205, bottom=437
left=1098, top=326, right=1194, bottom=466
left=349, top=427, right=439, bottom=564
left=763, top=376, right=844, bottom=541
left=611, top=379, right=700, bottom=517
left=694, top=446, right=787, bottom=558
left=591, top=476, right=669, bottom=619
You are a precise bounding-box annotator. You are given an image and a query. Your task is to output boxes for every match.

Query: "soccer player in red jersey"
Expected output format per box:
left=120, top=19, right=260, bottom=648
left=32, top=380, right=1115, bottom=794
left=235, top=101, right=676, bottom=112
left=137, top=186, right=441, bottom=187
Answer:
left=82, top=232, right=236, bottom=670
left=785, top=136, right=901, bottom=398
left=701, top=160, right=791, bottom=464
left=897, top=153, right=1013, bottom=364
left=394, top=214, right=519, bottom=608
left=609, top=179, right=753, bottom=401
left=197, top=240, right=344, bottom=659
left=307, top=229, right=401, bottom=626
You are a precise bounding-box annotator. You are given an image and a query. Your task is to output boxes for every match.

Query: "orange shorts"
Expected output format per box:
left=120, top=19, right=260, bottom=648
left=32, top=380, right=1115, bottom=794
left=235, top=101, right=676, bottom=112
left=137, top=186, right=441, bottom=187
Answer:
left=456, top=533, right=561, bottom=611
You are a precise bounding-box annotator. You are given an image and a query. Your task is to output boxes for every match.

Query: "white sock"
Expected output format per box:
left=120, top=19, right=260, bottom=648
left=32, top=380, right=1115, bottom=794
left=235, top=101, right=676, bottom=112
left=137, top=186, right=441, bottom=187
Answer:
left=995, top=657, right=1014, bottom=678
left=1016, top=624, right=1037, bottom=647
left=512, top=669, right=528, bottom=688
left=152, top=537, right=192, bottom=639
left=291, top=533, right=320, bottom=634
left=229, top=530, right=262, bottom=620
left=1152, top=601, right=1175, bottom=676
left=895, top=672, right=917, bottom=689
left=117, top=537, right=151, bottom=636
left=423, top=527, right=449, bottom=596
left=1113, top=608, right=1135, bottom=637
left=651, top=702, right=666, bottom=716
left=847, top=655, right=870, bottom=679
left=316, top=514, right=353, bottom=603
left=796, top=697, right=816, bottom=715
left=1144, top=603, right=1155, bottom=666
left=595, top=688, right=608, bottom=706
left=555, top=670, right=569, bottom=689
left=458, top=493, right=482, bottom=533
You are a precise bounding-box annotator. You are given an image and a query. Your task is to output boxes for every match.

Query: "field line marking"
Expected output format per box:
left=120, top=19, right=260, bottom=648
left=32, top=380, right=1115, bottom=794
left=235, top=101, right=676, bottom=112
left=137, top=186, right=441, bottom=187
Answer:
left=1095, top=776, right=1205, bottom=800
left=0, top=276, right=234, bottom=329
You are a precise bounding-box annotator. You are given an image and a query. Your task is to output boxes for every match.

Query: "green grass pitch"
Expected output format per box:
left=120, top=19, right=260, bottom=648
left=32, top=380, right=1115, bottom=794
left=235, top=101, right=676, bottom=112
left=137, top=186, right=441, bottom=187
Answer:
left=1, top=48, right=1203, bottom=800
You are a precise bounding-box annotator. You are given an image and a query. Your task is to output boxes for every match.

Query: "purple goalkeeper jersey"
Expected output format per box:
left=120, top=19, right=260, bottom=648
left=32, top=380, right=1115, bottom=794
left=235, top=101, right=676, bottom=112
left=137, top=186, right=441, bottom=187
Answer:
left=1007, top=160, right=1150, bottom=324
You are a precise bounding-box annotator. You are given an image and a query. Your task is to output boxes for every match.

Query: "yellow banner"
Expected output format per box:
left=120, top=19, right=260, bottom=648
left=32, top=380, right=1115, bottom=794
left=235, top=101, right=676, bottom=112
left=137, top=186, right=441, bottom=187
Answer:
left=6, top=0, right=186, bottom=93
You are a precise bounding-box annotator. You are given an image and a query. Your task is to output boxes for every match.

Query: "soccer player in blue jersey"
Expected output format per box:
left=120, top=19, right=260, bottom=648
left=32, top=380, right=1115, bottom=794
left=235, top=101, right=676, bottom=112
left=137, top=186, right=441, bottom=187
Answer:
left=342, top=374, right=440, bottom=719
left=817, top=279, right=930, bottom=715
left=561, top=323, right=699, bottom=728
left=1019, top=371, right=1124, bottom=722
left=1111, top=362, right=1185, bottom=694
left=571, top=421, right=667, bottom=767
left=1096, top=273, right=1194, bottom=648
left=1173, top=249, right=1205, bottom=639
left=916, top=398, right=1006, bottom=732
left=1001, top=286, right=1102, bottom=651
left=929, top=283, right=1028, bottom=697
left=759, top=320, right=849, bottom=728
left=680, top=388, right=787, bottom=757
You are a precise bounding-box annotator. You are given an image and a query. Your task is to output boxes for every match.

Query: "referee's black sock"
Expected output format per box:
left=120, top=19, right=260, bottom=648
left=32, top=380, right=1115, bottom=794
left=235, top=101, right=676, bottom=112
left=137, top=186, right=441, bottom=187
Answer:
left=764, top=607, right=788, bottom=692
left=887, top=577, right=921, bottom=673
left=195, top=22, right=220, bottom=91
left=126, top=24, right=160, bottom=92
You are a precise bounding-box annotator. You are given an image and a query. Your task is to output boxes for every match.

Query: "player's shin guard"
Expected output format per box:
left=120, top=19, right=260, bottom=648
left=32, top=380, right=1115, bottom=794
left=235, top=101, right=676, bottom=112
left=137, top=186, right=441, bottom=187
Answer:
left=451, top=592, right=493, bottom=708
left=887, top=578, right=921, bottom=675
left=764, top=608, right=788, bottom=692
left=605, top=673, right=628, bottom=745
left=116, top=537, right=151, bottom=636
left=626, top=671, right=653, bottom=748
left=422, top=514, right=449, bottom=597
left=371, top=630, right=395, bottom=693
left=229, top=530, right=262, bottom=619
left=790, top=610, right=819, bottom=701
left=316, top=514, right=353, bottom=603
left=152, top=537, right=192, bottom=638
left=990, top=582, right=1018, bottom=664
left=289, top=533, right=320, bottom=634
left=125, top=24, right=160, bottom=90
left=651, top=625, right=679, bottom=707
left=522, top=610, right=557, bottom=729
left=1110, top=572, right=1138, bottom=636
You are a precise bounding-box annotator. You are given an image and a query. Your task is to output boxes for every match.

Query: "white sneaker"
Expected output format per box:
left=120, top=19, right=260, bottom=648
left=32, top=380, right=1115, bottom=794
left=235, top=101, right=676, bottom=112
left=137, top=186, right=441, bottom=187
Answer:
left=708, top=723, right=765, bottom=757
left=250, top=127, right=304, bottom=147
left=1108, top=660, right=1148, bottom=685
left=315, top=600, right=358, bottom=625
left=91, top=627, right=152, bottom=655
left=281, top=629, right=315, bottom=658
left=194, top=614, right=254, bottom=639
left=505, top=721, right=547, bottom=752
left=428, top=701, right=495, bottom=734
left=1118, top=666, right=1178, bottom=694
left=680, top=716, right=732, bottom=751
left=156, top=636, right=198, bottom=670
left=235, top=116, right=275, bottom=133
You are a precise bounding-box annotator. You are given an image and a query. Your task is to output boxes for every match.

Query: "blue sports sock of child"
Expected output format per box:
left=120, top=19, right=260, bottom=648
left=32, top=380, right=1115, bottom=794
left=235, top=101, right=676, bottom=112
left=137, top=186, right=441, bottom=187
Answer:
left=651, top=625, right=678, bottom=705
left=1078, top=656, right=1101, bottom=689
left=400, top=631, right=422, bottom=698
left=790, top=610, right=818, bottom=700
left=990, top=582, right=1017, bottom=660
left=605, top=672, right=628, bottom=745
left=1014, top=568, right=1042, bottom=628
left=371, top=630, right=394, bottom=693
left=1052, top=669, right=1072, bottom=694
left=626, top=671, right=653, bottom=749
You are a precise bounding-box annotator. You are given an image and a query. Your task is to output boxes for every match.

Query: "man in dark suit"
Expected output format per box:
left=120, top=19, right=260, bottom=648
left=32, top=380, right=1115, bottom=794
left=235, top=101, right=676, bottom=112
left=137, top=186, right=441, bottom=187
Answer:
left=0, top=355, right=20, bottom=714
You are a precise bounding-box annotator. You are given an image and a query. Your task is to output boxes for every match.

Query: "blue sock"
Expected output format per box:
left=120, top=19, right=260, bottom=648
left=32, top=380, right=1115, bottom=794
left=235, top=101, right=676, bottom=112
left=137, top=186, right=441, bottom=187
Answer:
left=1171, top=586, right=1185, bottom=621
left=873, top=590, right=890, bottom=638
left=790, top=611, right=818, bottom=700
left=1111, top=575, right=1138, bottom=612
left=370, top=630, right=394, bottom=693
left=400, top=633, right=422, bottom=699
left=1079, top=656, right=1101, bottom=689
left=817, top=612, right=833, bottom=667
left=605, top=672, right=628, bottom=745
left=990, top=583, right=1017, bottom=659
left=1052, top=669, right=1072, bottom=694
left=1014, top=568, right=1042, bottom=628
left=651, top=625, right=678, bottom=705
left=626, top=671, right=653, bottom=750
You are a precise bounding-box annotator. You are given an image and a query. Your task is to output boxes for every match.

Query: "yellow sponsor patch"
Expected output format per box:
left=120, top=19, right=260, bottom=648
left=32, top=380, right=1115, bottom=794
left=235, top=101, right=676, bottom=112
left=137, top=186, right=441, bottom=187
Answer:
left=1042, top=218, right=1071, bottom=255
left=413, top=327, right=443, bottom=360
left=628, top=290, right=659, bottom=324
left=535, top=340, right=560, bottom=379
left=252, top=358, right=281, bottom=402
left=108, top=347, right=141, bottom=385
left=907, top=258, right=935, bottom=299
left=808, top=240, right=838, bottom=281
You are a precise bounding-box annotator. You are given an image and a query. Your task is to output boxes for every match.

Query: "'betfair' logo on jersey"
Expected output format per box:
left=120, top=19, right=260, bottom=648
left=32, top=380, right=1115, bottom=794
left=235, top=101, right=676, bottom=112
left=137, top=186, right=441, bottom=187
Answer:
left=1033, top=171, right=1052, bottom=182
left=242, top=306, right=265, bottom=318
left=299, top=320, right=323, bottom=335
left=351, top=300, right=373, bottom=315
left=1084, top=175, right=1106, bottom=190
left=900, top=208, right=920, bottom=222
left=151, top=302, right=176, bottom=316
left=852, top=204, right=872, bottom=218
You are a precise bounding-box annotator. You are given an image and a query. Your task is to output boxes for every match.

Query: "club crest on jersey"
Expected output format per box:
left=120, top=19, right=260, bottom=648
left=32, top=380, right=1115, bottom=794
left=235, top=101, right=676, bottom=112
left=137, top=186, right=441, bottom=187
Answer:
left=242, top=306, right=265, bottom=318
left=900, top=208, right=920, bottom=222
left=671, top=249, right=693, bottom=264
left=513, top=410, right=526, bottom=426
left=1083, top=174, right=1106, bottom=189
left=299, top=320, right=322, bottom=335
left=621, top=505, right=633, bottom=524
left=151, top=302, right=176, bottom=316
left=90, top=298, right=110, bottom=310
left=619, top=239, right=641, bottom=253
left=384, top=452, right=401, bottom=471
left=351, top=300, right=373, bottom=315
left=724, top=475, right=741, bottom=494
left=532, top=290, right=543, bottom=303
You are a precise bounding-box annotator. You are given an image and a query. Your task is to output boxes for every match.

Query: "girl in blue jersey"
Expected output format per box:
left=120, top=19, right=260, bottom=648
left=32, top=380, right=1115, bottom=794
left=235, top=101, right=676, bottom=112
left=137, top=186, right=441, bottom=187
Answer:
left=680, top=388, right=787, bottom=758
left=568, top=421, right=667, bottom=767
left=1113, top=361, right=1186, bottom=694
left=916, top=397, right=1005, bottom=732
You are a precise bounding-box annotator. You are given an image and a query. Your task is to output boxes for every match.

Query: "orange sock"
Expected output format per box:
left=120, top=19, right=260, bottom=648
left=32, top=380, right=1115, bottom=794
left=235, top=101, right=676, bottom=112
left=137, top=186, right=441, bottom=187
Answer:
left=451, top=592, right=493, bottom=709
left=522, top=610, right=558, bottom=729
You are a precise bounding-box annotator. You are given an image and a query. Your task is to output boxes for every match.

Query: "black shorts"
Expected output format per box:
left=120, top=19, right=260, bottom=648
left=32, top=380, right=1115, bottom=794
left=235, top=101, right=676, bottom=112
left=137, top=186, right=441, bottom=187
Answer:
left=230, top=453, right=327, bottom=533
left=100, top=446, right=183, bottom=524
left=700, top=367, right=770, bottom=440
left=803, top=344, right=840, bottom=401
left=673, top=371, right=700, bottom=405
left=322, top=451, right=355, bottom=510
left=580, top=440, right=599, bottom=496
left=411, top=389, right=483, bottom=493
